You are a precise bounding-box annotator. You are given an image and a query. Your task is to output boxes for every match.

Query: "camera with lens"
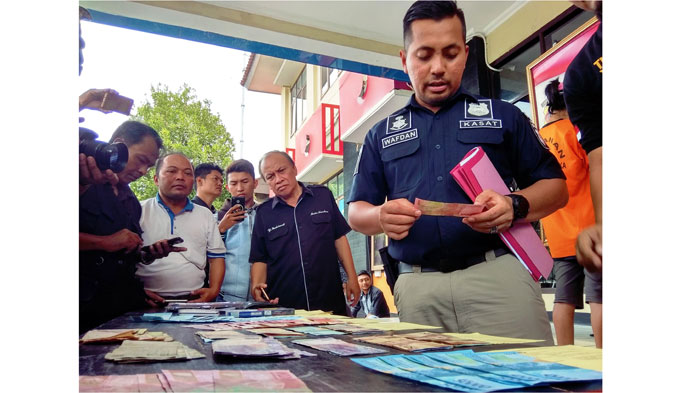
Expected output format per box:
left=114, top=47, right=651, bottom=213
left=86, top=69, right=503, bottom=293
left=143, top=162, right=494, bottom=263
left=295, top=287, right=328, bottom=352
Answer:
left=79, top=127, right=129, bottom=172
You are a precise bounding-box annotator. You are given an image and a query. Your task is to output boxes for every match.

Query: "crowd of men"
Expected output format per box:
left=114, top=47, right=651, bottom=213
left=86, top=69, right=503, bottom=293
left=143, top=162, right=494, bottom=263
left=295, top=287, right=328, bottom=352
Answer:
left=79, top=0, right=602, bottom=348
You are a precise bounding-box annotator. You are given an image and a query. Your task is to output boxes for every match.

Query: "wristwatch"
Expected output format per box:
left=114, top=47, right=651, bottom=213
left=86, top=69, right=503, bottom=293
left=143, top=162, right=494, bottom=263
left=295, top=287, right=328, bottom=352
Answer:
left=506, top=194, right=529, bottom=220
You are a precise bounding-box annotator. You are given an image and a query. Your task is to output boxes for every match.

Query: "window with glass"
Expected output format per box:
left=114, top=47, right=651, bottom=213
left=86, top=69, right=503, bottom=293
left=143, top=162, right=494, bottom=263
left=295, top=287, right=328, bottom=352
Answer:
left=491, top=8, right=593, bottom=117
left=291, top=67, right=307, bottom=137
left=324, top=105, right=340, bottom=152
left=324, top=171, right=345, bottom=215
left=320, top=67, right=340, bottom=97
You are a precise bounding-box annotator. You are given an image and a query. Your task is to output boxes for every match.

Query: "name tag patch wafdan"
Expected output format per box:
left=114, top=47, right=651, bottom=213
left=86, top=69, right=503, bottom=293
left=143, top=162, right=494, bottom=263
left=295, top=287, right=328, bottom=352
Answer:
left=382, top=129, right=418, bottom=149
left=386, top=112, right=411, bottom=134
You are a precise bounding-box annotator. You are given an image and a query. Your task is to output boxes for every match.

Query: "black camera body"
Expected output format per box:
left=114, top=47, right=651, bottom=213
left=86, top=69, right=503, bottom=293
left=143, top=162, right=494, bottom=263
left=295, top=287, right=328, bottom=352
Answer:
left=79, top=127, right=129, bottom=172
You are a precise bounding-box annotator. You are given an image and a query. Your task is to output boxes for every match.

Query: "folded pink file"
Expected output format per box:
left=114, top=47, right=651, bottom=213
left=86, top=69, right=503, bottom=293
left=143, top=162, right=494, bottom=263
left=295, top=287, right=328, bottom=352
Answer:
left=449, top=146, right=553, bottom=281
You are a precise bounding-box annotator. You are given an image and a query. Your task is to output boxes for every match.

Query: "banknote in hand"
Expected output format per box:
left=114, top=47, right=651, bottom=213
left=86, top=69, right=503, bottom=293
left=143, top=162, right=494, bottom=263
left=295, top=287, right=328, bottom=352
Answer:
left=414, top=198, right=484, bottom=217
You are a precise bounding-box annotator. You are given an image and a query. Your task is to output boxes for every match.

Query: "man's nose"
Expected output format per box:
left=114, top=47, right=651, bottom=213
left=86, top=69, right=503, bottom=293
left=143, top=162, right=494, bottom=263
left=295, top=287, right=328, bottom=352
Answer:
left=430, top=55, right=445, bottom=75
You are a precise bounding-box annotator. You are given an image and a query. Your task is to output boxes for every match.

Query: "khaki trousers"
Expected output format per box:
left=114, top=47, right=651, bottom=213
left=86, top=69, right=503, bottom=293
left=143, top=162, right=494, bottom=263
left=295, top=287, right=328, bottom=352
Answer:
left=394, top=251, right=553, bottom=345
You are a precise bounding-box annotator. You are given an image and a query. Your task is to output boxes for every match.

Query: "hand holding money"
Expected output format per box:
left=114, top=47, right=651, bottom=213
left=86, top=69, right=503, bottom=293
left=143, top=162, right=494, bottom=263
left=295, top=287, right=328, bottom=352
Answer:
left=378, top=198, right=421, bottom=240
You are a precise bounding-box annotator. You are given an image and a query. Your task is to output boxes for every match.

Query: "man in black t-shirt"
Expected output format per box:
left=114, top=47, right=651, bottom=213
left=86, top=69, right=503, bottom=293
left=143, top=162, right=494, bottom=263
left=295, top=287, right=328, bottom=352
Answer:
left=564, top=1, right=603, bottom=275
left=563, top=0, right=603, bottom=349
left=79, top=121, right=183, bottom=333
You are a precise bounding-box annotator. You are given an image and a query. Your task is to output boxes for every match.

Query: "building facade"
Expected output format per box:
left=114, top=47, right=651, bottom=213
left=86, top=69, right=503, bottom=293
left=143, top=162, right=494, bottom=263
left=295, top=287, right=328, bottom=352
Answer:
left=240, top=2, right=595, bottom=311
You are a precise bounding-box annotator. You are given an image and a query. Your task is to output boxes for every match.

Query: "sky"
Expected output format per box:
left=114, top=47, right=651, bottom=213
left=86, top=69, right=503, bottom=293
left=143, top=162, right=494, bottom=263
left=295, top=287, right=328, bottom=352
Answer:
left=79, top=20, right=283, bottom=176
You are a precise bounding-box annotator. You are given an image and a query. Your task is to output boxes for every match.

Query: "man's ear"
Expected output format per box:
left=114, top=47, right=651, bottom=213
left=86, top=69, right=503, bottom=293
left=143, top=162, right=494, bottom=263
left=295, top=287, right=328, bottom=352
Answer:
left=154, top=174, right=159, bottom=187
left=196, top=177, right=204, bottom=188
left=253, top=179, right=259, bottom=189
left=399, top=49, right=408, bottom=76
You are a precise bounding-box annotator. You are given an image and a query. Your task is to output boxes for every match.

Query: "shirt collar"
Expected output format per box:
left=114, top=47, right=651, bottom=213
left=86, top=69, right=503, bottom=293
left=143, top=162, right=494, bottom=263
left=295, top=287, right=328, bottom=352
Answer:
left=192, top=195, right=216, bottom=213
left=406, top=84, right=479, bottom=113
left=156, top=192, right=194, bottom=214
left=271, top=182, right=313, bottom=209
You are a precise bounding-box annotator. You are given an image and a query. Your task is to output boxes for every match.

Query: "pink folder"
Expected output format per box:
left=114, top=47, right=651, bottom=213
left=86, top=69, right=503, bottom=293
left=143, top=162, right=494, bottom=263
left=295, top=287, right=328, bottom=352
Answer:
left=449, top=146, right=553, bottom=281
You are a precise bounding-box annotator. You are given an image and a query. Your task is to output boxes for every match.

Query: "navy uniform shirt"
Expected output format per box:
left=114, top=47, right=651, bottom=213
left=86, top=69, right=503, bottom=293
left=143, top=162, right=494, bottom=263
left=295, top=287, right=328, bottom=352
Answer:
left=249, top=183, right=351, bottom=315
left=347, top=85, right=565, bottom=265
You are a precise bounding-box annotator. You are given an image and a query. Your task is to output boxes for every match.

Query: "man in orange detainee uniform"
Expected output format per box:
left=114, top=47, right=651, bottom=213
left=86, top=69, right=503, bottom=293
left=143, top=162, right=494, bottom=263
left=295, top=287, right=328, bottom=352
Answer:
left=539, top=79, right=602, bottom=348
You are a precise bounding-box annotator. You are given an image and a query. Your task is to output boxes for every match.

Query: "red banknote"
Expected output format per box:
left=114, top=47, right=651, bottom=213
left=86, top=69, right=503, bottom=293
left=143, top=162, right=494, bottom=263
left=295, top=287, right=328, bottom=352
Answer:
left=414, top=198, right=484, bottom=217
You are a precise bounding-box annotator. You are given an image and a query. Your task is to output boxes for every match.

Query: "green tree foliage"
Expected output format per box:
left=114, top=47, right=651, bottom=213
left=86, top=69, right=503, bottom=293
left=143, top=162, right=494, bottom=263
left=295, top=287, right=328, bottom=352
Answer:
left=129, top=84, right=235, bottom=209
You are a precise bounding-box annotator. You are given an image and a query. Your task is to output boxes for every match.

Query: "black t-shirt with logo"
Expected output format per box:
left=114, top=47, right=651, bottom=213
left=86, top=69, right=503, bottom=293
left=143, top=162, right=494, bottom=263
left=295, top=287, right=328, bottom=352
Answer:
left=564, top=23, right=602, bottom=154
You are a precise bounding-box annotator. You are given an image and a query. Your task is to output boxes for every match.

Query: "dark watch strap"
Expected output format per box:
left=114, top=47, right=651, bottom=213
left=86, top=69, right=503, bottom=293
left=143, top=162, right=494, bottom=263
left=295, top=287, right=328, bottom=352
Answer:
left=506, top=194, right=529, bottom=220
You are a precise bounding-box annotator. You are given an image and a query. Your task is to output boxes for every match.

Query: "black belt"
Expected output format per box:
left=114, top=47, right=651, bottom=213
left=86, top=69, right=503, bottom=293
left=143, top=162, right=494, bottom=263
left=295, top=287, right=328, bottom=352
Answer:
left=398, top=247, right=509, bottom=274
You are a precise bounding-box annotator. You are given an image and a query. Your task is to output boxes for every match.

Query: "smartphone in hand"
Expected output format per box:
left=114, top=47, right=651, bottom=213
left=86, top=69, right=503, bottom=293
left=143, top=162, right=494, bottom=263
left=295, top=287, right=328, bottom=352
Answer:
left=140, top=237, right=184, bottom=264
left=101, top=92, right=134, bottom=115
left=230, top=196, right=246, bottom=211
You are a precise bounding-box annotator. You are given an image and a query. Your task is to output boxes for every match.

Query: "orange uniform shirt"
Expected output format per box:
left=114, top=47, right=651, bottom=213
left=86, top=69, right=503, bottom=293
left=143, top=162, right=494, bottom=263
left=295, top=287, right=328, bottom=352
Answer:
left=539, top=119, right=595, bottom=258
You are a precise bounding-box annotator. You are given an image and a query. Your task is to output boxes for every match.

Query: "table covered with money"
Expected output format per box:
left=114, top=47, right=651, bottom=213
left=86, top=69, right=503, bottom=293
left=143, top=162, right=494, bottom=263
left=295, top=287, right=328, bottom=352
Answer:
left=79, top=305, right=602, bottom=392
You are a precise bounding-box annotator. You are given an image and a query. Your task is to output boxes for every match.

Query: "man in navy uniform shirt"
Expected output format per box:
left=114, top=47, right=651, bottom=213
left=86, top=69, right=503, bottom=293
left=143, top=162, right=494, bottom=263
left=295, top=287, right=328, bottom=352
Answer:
left=249, top=151, right=360, bottom=315
left=348, top=0, right=567, bottom=343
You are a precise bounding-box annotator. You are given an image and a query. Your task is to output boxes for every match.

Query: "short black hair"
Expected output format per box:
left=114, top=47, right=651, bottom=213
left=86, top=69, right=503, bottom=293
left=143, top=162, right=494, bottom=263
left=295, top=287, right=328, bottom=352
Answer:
left=109, top=120, right=163, bottom=150
left=357, top=270, right=371, bottom=277
left=194, top=163, right=223, bottom=180
left=258, top=150, right=295, bottom=180
left=155, top=152, right=190, bottom=175
left=403, top=0, right=466, bottom=48
left=193, top=163, right=223, bottom=190
left=544, top=79, right=565, bottom=114
left=225, top=159, right=255, bottom=180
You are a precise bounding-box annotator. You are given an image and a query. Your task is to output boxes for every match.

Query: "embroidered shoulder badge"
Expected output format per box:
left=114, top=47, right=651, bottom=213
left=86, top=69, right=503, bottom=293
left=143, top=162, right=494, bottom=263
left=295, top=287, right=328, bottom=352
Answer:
left=467, top=102, right=490, bottom=117
left=386, top=111, right=412, bottom=134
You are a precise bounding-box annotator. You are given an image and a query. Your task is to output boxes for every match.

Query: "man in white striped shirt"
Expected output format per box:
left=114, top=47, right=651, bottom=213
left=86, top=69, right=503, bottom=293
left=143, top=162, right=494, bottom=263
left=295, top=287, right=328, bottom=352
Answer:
left=136, top=153, right=226, bottom=305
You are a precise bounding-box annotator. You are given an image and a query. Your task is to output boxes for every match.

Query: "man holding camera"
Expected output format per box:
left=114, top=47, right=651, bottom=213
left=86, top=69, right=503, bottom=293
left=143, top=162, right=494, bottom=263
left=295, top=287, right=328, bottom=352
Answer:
left=79, top=121, right=184, bottom=333
left=136, top=153, right=226, bottom=304
left=216, top=159, right=259, bottom=302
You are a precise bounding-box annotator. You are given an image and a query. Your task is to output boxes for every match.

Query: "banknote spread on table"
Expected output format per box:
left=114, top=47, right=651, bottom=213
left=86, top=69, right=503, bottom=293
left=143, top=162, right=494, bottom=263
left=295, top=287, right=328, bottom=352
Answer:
left=79, top=369, right=312, bottom=392
left=211, top=336, right=316, bottom=359
left=104, top=340, right=204, bottom=363
left=80, top=329, right=173, bottom=343
left=351, top=349, right=602, bottom=393
left=291, top=337, right=388, bottom=357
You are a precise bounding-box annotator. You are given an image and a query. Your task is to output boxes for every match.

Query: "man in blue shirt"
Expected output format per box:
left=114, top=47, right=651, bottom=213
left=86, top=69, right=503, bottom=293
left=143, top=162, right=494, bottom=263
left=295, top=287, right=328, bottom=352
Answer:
left=347, top=1, right=567, bottom=343
left=217, top=159, right=259, bottom=302
left=249, top=151, right=360, bottom=315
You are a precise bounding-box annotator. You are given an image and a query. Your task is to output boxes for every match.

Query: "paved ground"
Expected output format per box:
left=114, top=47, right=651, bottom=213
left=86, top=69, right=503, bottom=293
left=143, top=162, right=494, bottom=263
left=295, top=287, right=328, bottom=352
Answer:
left=542, top=290, right=598, bottom=348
